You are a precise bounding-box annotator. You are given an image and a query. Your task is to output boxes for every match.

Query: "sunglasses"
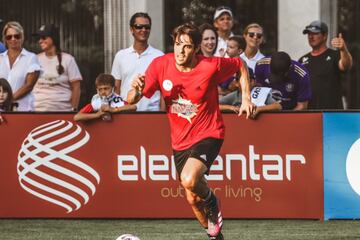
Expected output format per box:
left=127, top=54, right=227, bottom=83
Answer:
left=133, top=24, right=151, bottom=30
left=5, top=34, right=21, bottom=41
left=39, top=36, right=49, bottom=40
left=216, top=6, right=231, bottom=11
left=248, top=32, right=263, bottom=39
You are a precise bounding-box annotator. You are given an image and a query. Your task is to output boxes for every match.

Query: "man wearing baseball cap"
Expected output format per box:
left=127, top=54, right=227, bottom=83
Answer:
left=299, top=20, right=353, bottom=109
left=213, top=6, right=234, bottom=57
left=255, top=51, right=311, bottom=110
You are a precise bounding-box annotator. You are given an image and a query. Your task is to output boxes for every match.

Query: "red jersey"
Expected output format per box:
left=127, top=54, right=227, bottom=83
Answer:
left=143, top=53, right=242, bottom=150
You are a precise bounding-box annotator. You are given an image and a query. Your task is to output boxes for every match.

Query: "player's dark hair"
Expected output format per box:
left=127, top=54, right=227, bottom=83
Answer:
left=172, top=23, right=201, bottom=49
left=0, top=78, right=13, bottom=111
left=95, top=73, right=115, bottom=87
left=198, top=23, right=218, bottom=55
left=229, top=35, right=246, bottom=51
left=129, top=12, right=152, bottom=27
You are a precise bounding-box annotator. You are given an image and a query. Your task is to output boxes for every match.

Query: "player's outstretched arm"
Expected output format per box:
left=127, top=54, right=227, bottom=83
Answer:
left=238, top=61, right=256, bottom=119
left=127, top=74, right=145, bottom=105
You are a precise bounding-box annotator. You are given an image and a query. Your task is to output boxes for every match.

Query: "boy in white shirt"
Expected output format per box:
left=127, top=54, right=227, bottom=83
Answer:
left=74, top=74, right=136, bottom=122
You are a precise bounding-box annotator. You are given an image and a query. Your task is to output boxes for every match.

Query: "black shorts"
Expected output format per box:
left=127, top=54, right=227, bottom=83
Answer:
left=173, top=137, right=224, bottom=176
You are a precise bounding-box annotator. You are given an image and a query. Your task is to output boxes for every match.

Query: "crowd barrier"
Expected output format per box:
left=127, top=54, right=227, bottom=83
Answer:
left=323, top=113, right=360, bottom=220
left=0, top=112, right=358, bottom=219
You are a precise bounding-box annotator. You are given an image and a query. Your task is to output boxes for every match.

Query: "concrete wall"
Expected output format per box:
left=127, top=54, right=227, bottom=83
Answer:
left=104, top=0, right=164, bottom=73
left=127, top=0, right=164, bottom=52
left=278, top=0, right=337, bottom=60
left=278, top=0, right=320, bottom=60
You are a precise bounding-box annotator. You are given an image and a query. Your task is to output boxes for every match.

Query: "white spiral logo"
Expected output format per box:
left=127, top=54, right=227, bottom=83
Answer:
left=17, top=120, right=100, bottom=213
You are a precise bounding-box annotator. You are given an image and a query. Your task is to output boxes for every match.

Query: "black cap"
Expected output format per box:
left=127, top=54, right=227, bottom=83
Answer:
left=269, top=52, right=291, bottom=84
left=303, top=20, right=328, bottom=34
left=34, top=24, right=59, bottom=39
left=33, top=24, right=60, bottom=48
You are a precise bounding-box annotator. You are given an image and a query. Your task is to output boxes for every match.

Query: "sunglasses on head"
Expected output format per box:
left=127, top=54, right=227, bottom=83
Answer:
left=5, top=34, right=21, bottom=41
left=216, top=6, right=231, bottom=11
left=133, top=24, right=151, bottom=30
left=248, top=32, right=263, bottom=39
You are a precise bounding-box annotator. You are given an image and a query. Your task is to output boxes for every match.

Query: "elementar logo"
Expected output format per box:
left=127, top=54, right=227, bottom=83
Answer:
left=17, top=120, right=100, bottom=213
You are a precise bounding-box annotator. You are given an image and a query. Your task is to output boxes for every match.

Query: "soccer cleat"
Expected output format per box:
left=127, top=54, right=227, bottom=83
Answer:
left=208, top=232, right=224, bottom=240
left=206, top=196, right=223, bottom=237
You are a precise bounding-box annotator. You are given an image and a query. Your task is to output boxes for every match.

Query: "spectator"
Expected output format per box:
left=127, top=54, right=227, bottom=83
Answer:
left=0, top=41, right=5, bottom=53
left=213, top=6, right=234, bottom=57
left=32, top=24, right=82, bottom=112
left=198, top=23, right=218, bottom=57
left=241, top=23, right=265, bottom=71
left=111, top=12, right=164, bottom=111
left=220, top=68, right=281, bottom=117
left=74, top=73, right=136, bottom=122
left=299, top=20, right=353, bottom=110
left=0, top=78, right=14, bottom=124
left=0, top=78, right=13, bottom=111
left=0, top=21, right=40, bottom=111
left=0, top=19, right=5, bottom=53
left=218, top=35, right=246, bottom=97
left=255, top=51, right=311, bottom=110
left=0, top=38, right=5, bottom=53
left=226, top=35, right=246, bottom=58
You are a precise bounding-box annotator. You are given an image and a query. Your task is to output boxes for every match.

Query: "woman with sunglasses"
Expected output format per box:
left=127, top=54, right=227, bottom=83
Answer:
left=241, top=23, right=265, bottom=71
left=198, top=23, right=218, bottom=57
left=0, top=21, right=41, bottom=111
left=33, top=24, right=82, bottom=112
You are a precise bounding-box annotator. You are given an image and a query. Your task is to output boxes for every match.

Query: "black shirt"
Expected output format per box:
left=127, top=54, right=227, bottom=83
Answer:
left=299, top=48, right=343, bottom=109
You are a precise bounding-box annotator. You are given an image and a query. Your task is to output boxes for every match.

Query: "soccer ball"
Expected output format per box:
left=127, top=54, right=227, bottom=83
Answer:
left=115, top=234, right=141, bottom=240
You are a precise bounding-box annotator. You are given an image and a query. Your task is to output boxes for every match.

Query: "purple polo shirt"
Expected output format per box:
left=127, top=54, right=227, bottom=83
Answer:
left=254, top=58, right=311, bottom=110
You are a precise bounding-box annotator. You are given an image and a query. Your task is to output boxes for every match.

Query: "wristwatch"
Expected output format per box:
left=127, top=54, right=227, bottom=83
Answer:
left=71, top=107, right=78, bottom=112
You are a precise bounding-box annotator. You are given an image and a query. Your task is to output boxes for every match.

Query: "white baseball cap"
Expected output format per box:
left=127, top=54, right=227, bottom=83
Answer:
left=213, top=6, right=233, bottom=20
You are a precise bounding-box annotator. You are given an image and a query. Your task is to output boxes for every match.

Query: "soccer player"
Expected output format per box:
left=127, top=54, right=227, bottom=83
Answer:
left=127, top=23, right=255, bottom=240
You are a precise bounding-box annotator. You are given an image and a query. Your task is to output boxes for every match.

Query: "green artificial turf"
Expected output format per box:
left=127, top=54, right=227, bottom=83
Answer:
left=0, top=219, right=360, bottom=240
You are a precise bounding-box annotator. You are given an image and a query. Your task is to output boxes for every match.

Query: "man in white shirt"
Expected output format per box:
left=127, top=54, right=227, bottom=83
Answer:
left=111, top=12, right=164, bottom=111
left=213, top=6, right=234, bottom=57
